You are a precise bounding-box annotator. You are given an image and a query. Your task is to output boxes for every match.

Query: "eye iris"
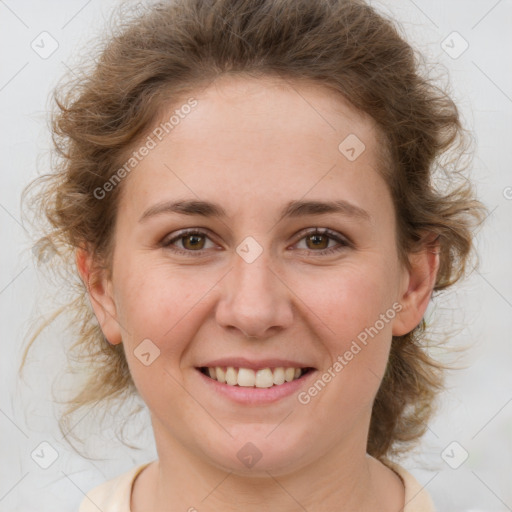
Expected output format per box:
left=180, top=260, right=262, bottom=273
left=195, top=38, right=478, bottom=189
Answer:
left=183, top=234, right=204, bottom=250
left=173, top=231, right=339, bottom=252
left=306, top=233, right=328, bottom=250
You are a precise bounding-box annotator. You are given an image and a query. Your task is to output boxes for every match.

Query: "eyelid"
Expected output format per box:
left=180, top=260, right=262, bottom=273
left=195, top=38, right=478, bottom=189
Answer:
left=160, top=227, right=219, bottom=251
left=293, top=227, right=352, bottom=247
left=160, top=227, right=352, bottom=256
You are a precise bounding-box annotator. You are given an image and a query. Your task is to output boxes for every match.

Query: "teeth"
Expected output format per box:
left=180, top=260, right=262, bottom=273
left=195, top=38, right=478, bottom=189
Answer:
left=285, top=367, right=295, bottom=382
left=273, top=367, right=285, bottom=385
left=206, top=366, right=306, bottom=388
left=216, top=366, right=226, bottom=383
left=237, top=368, right=255, bottom=387
left=255, top=368, right=274, bottom=388
left=225, top=367, right=237, bottom=386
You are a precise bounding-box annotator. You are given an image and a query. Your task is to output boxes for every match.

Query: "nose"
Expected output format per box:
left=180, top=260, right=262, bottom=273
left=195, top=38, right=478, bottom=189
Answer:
left=215, top=249, right=294, bottom=340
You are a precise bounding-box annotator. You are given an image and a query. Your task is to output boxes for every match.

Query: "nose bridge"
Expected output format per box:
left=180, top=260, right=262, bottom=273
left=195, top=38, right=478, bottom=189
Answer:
left=235, top=250, right=276, bottom=304
left=216, top=242, right=293, bottom=338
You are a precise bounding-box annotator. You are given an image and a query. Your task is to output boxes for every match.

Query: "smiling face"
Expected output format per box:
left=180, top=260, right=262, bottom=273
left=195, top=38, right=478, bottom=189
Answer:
left=79, top=74, right=436, bottom=476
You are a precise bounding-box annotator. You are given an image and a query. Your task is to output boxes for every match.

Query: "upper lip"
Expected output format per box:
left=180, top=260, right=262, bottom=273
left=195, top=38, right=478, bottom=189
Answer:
left=197, top=357, right=315, bottom=371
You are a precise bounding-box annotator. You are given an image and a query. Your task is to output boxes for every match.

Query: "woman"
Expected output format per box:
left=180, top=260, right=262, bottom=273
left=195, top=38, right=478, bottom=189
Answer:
left=21, top=0, right=486, bottom=510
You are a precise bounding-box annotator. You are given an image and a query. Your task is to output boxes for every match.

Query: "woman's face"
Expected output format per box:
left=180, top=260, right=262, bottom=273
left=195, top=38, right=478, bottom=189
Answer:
left=84, top=75, right=431, bottom=474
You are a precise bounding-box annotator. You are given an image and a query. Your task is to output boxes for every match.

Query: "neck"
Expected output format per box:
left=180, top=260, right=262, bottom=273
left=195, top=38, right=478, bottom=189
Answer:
left=136, top=420, right=404, bottom=512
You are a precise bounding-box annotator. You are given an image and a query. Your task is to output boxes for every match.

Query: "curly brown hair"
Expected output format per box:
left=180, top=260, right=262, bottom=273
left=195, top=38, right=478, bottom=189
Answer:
left=20, top=0, right=487, bottom=462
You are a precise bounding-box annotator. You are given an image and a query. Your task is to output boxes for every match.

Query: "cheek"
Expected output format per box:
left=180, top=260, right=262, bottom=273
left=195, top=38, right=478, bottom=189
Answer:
left=119, top=272, right=198, bottom=338
left=302, top=262, right=398, bottom=346
left=297, top=265, right=398, bottom=409
left=113, top=267, right=205, bottom=411
left=114, top=260, right=223, bottom=375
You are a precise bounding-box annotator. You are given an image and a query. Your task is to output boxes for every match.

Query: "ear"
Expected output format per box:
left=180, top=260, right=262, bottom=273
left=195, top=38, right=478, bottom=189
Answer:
left=392, top=235, right=440, bottom=337
left=75, top=246, right=122, bottom=345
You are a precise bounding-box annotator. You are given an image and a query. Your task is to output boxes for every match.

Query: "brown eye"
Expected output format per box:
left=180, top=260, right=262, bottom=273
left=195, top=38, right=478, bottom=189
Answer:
left=161, top=229, right=216, bottom=254
left=305, top=233, right=330, bottom=250
left=294, top=228, right=351, bottom=256
left=181, top=233, right=206, bottom=250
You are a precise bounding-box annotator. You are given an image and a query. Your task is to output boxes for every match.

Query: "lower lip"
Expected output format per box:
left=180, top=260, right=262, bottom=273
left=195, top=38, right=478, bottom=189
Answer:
left=195, top=368, right=317, bottom=405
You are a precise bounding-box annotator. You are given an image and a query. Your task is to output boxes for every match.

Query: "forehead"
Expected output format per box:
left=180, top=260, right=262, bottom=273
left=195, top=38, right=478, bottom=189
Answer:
left=118, top=75, right=389, bottom=220
left=164, top=74, right=381, bottom=156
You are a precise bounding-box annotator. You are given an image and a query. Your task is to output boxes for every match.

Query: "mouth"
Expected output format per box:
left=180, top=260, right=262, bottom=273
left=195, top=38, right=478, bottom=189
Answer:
left=197, top=366, right=315, bottom=388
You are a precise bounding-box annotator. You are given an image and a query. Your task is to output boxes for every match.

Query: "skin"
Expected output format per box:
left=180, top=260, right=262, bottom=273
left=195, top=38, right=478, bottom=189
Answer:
left=77, top=75, right=439, bottom=511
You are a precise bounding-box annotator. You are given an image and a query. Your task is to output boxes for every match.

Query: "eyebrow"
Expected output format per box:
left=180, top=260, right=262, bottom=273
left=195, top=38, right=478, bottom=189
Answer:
left=138, top=198, right=372, bottom=223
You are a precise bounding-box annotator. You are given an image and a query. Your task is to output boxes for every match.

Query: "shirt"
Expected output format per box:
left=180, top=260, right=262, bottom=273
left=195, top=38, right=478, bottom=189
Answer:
left=78, top=460, right=436, bottom=511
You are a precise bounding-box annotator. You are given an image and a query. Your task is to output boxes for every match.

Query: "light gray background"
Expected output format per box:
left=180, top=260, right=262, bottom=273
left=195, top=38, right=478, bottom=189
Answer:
left=1, top=0, right=511, bottom=511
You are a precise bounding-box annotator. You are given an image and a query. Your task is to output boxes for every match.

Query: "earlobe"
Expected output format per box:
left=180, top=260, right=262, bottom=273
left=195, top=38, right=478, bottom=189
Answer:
left=75, top=247, right=123, bottom=345
left=392, top=237, right=440, bottom=337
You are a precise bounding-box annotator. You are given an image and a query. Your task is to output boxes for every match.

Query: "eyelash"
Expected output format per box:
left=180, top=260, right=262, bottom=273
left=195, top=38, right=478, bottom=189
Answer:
left=160, top=227, right=351, bottom=257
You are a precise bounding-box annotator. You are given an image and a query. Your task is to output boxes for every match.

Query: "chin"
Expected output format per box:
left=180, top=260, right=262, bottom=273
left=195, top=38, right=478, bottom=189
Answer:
left=201, top=428, right=313, bottom=476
